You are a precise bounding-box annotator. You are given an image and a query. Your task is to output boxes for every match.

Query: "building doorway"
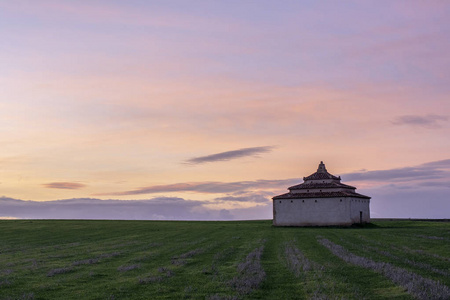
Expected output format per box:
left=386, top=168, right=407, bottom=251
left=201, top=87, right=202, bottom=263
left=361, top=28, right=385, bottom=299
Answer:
left=359, top=211, right=363, bottom=224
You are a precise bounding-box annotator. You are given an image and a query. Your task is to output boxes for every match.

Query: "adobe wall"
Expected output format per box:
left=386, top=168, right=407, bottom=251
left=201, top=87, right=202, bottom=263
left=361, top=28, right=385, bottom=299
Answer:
left=273, top=197, right=352, bottom=226
left=350, top=198, right=370, bottom=224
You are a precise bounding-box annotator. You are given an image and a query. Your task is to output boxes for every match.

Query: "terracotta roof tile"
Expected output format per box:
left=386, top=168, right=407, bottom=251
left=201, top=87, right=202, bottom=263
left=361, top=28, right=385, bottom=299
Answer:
left=288, top=182, right=356, bottom=190
left=273, top=162, right=370, bottom=200
left=273, top=191, right=371, bottom=200
left=303, top=172, right=340, bottom=181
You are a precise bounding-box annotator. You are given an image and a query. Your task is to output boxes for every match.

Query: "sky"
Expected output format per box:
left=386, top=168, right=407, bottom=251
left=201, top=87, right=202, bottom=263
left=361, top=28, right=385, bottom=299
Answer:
left=1, top=1, right=449, bottom=220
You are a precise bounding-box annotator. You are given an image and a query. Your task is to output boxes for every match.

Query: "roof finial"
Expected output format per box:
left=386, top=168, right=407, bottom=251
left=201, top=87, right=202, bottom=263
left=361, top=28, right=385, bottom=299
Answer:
left=317, top=161, right=327, bottom=172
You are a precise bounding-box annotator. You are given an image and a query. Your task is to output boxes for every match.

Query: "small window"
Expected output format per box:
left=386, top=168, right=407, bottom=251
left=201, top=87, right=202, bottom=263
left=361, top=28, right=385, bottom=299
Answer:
left=340, top=199, right=342, bottom=202
left=279, top=201, right=281, bottom=203
left=307, top=190, right=309, bottom=192
left=302, top=200, right=304, bottom=203
left=315, top=200, right=317, bottom=203
left=290, top=200, right=293, bottom=203
left=320, top=190, right=322, bottom=192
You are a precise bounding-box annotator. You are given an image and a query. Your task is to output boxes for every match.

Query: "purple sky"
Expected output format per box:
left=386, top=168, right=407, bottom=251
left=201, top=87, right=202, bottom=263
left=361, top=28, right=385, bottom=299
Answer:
left=0, top=1, right=449, bottom=220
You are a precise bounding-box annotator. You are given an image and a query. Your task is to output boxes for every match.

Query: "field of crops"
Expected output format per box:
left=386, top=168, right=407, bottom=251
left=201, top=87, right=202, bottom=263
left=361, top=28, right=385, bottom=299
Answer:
left=0, top=220, right=449, bottom=299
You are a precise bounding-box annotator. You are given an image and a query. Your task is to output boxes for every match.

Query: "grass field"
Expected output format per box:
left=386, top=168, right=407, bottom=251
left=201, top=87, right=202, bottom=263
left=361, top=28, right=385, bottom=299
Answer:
left=0, top=220, right=449, bottom=299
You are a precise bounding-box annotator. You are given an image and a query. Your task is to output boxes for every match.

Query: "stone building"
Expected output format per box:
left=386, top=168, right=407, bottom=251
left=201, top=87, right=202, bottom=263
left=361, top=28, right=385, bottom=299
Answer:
left=272, top=161, right=370, bottom=226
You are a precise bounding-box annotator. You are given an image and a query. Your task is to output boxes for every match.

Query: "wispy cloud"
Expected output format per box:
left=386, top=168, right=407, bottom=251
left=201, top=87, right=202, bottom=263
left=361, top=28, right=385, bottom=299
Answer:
left=43, top=182, right=86, bottom=189
left=184, top=146, right=275, bottom=165
left=96, top=179, right=297, bottom=196
left=344, top=159, right=450, bottom=183
left=391, top=114, right=449, bottom=128
left=99, top=158, right=450, bottom=197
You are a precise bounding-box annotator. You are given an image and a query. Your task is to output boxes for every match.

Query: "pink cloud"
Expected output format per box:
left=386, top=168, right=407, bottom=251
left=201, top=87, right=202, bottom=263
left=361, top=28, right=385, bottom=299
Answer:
left=94, top=179, right=298, bottom=196
left=392, top=114, right=449, bottom=128
left=43, top=182, right=86, bottom=189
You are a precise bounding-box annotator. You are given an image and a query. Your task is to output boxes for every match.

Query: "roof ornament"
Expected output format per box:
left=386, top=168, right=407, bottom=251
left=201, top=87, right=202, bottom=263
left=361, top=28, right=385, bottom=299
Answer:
left=317, top=161, right=327, bottom=173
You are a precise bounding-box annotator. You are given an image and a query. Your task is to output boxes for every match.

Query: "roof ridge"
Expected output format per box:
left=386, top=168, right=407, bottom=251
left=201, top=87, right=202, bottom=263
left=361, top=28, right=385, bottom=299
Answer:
left=288, top=181, right=356, bottom=190
left=273, top=190, right=371, bottom=200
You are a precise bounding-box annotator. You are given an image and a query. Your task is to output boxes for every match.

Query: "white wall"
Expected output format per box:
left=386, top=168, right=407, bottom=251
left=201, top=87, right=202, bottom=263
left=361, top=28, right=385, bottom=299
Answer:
left=273, top=197, right=352, bottom=226
left=349, top=198, right=370, bottom=224
left=273, top=197, right=370, bottom=226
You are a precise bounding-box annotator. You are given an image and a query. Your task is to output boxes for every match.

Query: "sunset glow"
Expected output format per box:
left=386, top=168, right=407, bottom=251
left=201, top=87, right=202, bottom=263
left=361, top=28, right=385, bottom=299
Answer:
left=1, top=1, right=449, bottom=219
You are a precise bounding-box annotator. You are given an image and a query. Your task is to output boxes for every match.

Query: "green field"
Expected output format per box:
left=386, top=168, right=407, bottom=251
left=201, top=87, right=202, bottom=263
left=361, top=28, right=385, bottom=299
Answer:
left=0, top=220, right=449, bottom=299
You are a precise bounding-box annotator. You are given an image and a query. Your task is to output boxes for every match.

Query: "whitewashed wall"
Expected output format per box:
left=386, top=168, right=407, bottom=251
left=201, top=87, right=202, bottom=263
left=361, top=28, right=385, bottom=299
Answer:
left=273, top=197, right=350, bottom=226
left=350, top=198, right=370, bottom=224
left=273, top=197, right=370, bottom=226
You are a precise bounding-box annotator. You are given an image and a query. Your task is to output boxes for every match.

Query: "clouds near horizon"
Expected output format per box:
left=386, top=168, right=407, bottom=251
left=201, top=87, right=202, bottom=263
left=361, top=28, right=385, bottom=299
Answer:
left=96, top=178, right=298, bottom=196
left=0, top=196, right=271, bottom=221
left=343, top=159, right=450, bottom=184
left=1, top=159, right=449, bottom=220
left=97, top=159, right=450, bottom=198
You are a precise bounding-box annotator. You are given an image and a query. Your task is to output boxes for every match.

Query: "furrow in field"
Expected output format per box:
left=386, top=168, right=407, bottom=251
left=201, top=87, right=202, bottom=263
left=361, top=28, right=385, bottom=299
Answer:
left=376, top=231, right=450, bottom=252
left=46, top=251, right=123, bottom=277
left=399, top=246, right=450, bottom=262
left=414, top=234, right=450, bottom=242
left=204, top=242, right=256, bottom=299
left=339, top=236, right=450, bottom=277
left=204, top=246, right=236, bottom=276
left=138, top=266, right=175, bottom=284
left=352, top=236, right=450, bottom=276
left=356, top=234, right=450, bottom=263
left=138, top=242, right=218, bottom=285
left=229, top=243, right=266, bottom=295
left=44, top=240, right=165, bottom=279
left=318, top=238, right=450, bottom=300
left=284, top=241, right=365, bottom=299
left=283, top=242, right=328, bottom=298
left=171, top=247, right=206, bottom=266
left=207, top=240, right=266, bottom=299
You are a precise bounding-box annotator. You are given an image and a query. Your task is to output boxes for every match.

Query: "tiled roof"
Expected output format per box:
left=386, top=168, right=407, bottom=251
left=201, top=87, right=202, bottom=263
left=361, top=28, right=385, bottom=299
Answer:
left=302, top=161, right=341, bottom=181
left=303, top=172, right=340, bottom=181
left=288, top=182, right=356, bottom=190
left=273, top=161, right=371, bottom=201
left=273, top=191, right=371, bottom=200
